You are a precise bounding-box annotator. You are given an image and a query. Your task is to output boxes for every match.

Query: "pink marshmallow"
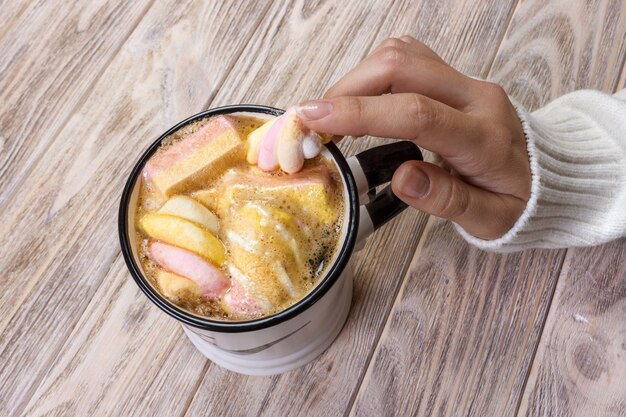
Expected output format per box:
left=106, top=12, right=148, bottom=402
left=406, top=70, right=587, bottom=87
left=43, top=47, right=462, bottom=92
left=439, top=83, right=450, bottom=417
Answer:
left=143, top=116, right=238, bottom=189
left=223, top=165, right=332, bottom=191
left=222, top=265, right=274, bottom=318
left=255, top=108, right=326, bottom=173
left=277, top=113, right=306, bottom=174
left=149, top=241, right=229, bottom=298
left=258, top=112, right=290, bottom=171
left=223, top=278, right=262, bottom=317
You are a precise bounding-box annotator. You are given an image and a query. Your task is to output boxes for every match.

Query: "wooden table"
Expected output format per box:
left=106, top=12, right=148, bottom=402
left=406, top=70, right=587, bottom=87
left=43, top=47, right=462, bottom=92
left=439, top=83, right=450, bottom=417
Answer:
left=1, top=1, right=625, bottom=416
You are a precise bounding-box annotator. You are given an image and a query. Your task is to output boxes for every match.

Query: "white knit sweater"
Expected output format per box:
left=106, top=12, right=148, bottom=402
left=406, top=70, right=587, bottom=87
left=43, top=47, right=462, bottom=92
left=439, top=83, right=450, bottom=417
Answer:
left=456, top=88, right=626, bottom=252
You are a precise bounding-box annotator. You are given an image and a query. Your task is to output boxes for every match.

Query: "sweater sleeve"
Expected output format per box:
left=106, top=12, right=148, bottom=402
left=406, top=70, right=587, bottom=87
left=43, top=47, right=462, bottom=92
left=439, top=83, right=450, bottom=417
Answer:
left=455, top=88, right=626, bottom=252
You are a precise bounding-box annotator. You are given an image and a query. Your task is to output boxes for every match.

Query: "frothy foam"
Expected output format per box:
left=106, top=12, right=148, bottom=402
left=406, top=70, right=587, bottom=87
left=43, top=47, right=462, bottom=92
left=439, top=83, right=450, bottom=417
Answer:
left=135, top=114, right=345, bottom=321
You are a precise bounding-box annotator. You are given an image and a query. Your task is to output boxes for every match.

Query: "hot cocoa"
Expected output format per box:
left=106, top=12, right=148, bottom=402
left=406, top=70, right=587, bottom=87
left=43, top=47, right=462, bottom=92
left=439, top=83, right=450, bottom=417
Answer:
left=135, top=113, right=344, bottom=321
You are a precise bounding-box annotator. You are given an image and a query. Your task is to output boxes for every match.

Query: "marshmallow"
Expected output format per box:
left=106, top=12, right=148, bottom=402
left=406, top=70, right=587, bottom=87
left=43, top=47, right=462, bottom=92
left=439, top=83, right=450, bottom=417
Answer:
left=302, top=133, right=322, bottom=158
left=149, top=241, right=229, bottom=298
left=144, top=116, right=244, bottom=198
left=247, top=108, right=329, bottom=174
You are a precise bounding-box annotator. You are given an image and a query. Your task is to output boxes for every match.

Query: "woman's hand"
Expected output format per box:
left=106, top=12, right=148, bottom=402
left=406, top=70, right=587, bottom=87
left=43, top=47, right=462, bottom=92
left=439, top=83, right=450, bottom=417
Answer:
left=296, top=36, right=531, bottom=240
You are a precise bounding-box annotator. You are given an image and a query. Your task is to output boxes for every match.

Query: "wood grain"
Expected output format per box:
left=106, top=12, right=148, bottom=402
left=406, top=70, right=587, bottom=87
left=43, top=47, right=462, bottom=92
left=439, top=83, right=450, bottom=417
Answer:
left=184, top=1, right=519, bottom=416
left=350, top=0, right=626, bottom=416
left=351, top=219, right=567, bottom=417
left=516, top=71, right=626, bottom=417
left=618, top=54, right=626, bottom=89
left=0, top=0, right=153, bottom=206
left=490, top=0, right=626, bottom=110
left=0, top=0, right=31, bottom=41
left=517, top=239, right=626, bottom=417
left=0, top=1, right=271, bottom=415
left=19, top=257, right=210, bottom=417
left=1, top=1, right=625, bottom=416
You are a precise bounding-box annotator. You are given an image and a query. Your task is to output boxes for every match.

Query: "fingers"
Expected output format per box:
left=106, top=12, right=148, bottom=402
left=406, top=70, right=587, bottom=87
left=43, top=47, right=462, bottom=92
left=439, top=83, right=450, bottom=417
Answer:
left=253, top=110, right=326, bottom=173
left=297, top=93, right=482, bottom=158
left=391, top=161, right=525, bottom=239
left=324, top=36, right=477, bottom=109
left=370, top=36, right=444, bottom=63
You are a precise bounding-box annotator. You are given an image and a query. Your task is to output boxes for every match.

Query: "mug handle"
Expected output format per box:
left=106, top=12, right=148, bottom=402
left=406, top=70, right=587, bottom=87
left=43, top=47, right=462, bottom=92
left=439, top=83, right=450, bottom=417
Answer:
left=346, top=141, right=423, bottom=248
left=347, top=141, right=423, bottom=202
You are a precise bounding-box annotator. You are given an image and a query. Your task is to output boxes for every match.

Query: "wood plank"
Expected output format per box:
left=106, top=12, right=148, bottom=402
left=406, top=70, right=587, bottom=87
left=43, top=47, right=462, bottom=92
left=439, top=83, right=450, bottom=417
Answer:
left=516, top=239, right=626, bottom=417
left=351, top=219, right=567, bottom=417
left=0, top=0, right=154, bottom=205
left=516, top=68, right=626, bottom=417
left=184, top=1, right=518, bottom=416
left=490, top=0, right=626, bottom=107
left=0, top=1, right=271, bottom=415
left=127, top=336, right=209, bottom=417
left=618, top=54, right=626, bottom=90
left=19, top=256, right=210, bottom=417
left=350, top=0, right=626, bottom=415
left=0, top=0, right=30, bottom=41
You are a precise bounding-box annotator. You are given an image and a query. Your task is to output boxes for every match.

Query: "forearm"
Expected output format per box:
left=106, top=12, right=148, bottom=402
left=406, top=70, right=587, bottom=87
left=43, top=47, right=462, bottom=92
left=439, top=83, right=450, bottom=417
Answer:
left=456, top=88, right=626, bottom=252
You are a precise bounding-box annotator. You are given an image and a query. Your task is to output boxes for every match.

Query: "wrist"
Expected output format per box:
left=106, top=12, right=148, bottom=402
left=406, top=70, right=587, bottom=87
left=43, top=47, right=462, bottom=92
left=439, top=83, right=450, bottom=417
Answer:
left=457, top=90, right=626, bottom=251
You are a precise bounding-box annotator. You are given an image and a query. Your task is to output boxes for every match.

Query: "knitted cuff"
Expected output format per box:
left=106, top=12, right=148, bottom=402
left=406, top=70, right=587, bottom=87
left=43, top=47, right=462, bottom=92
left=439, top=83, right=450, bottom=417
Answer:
left=455, top=90, right=626, bottom=252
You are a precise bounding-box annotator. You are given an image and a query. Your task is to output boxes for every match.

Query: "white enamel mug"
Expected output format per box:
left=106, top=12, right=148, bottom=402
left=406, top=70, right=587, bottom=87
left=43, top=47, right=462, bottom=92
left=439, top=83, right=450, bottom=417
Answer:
left=119, top=105, right=422, bottom=376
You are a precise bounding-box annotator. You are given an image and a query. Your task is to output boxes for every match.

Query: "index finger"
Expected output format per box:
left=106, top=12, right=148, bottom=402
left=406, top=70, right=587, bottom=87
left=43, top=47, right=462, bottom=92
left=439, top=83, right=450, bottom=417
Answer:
left=297, top=93, right=482, bottom=158
left=324, top=38, right=477, bottom=109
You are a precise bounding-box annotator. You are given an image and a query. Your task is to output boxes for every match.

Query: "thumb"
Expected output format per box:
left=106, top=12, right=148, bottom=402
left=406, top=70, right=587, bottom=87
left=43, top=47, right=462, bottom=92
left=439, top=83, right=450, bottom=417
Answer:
left=391, top=161, right=525, bottom=240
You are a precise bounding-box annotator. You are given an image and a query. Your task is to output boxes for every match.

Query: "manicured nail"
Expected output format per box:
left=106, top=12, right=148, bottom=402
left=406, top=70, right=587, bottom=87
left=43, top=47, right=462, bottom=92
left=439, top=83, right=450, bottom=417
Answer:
left=296, top=100, right=333, bottom=121
left=397, top=166, right=429, bottom=198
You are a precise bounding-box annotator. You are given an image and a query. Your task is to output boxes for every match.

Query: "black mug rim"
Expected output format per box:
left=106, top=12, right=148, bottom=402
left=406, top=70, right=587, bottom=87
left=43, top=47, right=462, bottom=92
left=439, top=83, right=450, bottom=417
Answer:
left=118, top=104, right=359, bottom=333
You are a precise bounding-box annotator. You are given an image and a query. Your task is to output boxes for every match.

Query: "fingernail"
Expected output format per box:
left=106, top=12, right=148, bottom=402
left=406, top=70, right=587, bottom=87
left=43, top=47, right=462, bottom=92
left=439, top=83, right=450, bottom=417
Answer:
left=296, top=100, right=333, bottom=121
left=397, top=166, right=430, bottom=198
